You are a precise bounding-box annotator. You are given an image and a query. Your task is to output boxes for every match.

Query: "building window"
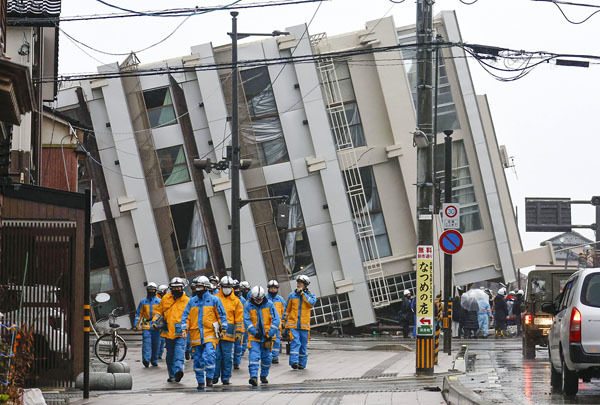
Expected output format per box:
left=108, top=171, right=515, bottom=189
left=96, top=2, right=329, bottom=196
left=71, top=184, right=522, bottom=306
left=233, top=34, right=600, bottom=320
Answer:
left=434, top=140, right=483, bottom=233
left=156, top=145, right=190, bottom=186
left=240, top=67, right=289, bottom=166
left=311, top=293, right=353, bottom=327
left=170, top=201, right=210, bottom=279
left=267, top=181, right=315, bottom=278
left=320, top=61, right=366, bottom=147
left=398, top=35, right=460, bottom=132
left=143, top=87, right=177, bottom=128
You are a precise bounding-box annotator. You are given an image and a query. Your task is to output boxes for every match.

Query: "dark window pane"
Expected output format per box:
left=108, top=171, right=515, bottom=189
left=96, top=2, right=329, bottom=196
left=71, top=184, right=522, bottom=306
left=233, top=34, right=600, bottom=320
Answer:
left=156, top=145, right=190, bottom=186
left=143, top=87, right=177, bottom=128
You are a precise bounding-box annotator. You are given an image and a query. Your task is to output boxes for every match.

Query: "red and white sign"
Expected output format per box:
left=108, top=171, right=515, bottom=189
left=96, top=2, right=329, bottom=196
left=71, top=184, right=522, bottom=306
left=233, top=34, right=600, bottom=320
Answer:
left=439, top=229, right=464, bottom=255
left=441, top=203, right=460, bottom=229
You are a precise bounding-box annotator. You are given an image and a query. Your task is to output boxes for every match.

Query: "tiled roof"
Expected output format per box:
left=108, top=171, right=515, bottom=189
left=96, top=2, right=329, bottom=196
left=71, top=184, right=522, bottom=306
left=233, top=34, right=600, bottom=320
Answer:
left=7, top=0, right=61, bottom=17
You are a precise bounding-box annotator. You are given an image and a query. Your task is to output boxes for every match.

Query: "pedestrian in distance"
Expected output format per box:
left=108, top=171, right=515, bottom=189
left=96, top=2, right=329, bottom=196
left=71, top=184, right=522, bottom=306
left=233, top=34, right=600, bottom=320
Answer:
left=477, top=296, right=491, bottom=338
left=156, top=284, right=168, bottom=360
left=152, top=277, right=190, bottom=383
left=513, top=289, right=524, bottom=337
left=398, top=290, right=413, bottom=338
left=266, top=280, right=286, bottom=364
left=244, top=286, right=281, bottom=386
left=237, top=281, right=252, bottom=362
left=452, top=287, right=464, bottom=338
left=133, top=282, right=161, bottom=367
left=283, top=275, right=317, bottom=370
left=214, top=276, right=244, bottom=385
left=232, top=279, right=246, bottom=370
left=494, top=288, right=508, bottom=338
left=181, top=276, right=227, bottom=390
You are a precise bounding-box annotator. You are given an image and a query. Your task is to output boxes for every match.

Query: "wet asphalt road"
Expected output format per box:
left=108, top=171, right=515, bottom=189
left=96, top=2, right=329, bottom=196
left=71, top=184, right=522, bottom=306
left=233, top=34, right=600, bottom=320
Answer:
left=462, top=338, right=600, bottom=404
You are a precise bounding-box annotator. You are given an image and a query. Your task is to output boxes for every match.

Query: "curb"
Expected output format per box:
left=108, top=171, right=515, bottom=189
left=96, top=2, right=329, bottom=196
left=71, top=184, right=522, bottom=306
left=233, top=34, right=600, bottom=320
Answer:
left=442, top=376, right=494, bottom=405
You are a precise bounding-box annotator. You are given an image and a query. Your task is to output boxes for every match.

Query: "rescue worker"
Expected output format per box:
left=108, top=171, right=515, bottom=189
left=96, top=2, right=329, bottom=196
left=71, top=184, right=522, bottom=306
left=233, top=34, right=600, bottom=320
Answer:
left=152, top=277, right=190, bottom=382
left=233, top=279, right=246, bottom=370
left=494, top=288, right=508, bottom=338
left=208, top=275, right=220, bottom=295
left=156, top=284, right=168, bottom=359
left=477, top=295, right=491, bottom=338
left=133, top=282, right=161, bottom=367
left=283, top=275, right=316, bottom=370
left=214, top=276, right=244, bottom=385
left=244, top=286, right=280, bottom=386
left=238, top=281, right=252, bottom=361
left=266, top=280, right=286, bottom=364
left=398, top=290, right=412, bottom=338
left=181, top=276, right=226, bottom=390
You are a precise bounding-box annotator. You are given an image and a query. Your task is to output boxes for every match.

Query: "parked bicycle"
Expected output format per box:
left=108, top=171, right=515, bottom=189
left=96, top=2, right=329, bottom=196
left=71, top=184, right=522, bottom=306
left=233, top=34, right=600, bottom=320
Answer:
left=93, top=306, right=128, bottom=364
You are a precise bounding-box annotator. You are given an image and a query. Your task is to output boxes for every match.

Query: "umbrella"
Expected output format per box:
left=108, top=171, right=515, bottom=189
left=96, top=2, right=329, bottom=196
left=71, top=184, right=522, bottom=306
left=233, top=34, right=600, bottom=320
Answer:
left=461, top=289, right=488, bottom=311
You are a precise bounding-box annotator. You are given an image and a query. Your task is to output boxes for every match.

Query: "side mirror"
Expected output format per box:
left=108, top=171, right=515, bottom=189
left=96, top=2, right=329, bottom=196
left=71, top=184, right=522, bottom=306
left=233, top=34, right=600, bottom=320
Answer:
left=541, top=302, right=557, bottom=315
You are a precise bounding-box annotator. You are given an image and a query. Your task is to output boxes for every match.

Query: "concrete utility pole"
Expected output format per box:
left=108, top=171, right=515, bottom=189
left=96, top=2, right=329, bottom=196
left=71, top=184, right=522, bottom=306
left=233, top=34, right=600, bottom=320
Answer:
left=443, top=130, right=453, bottom=355
left=415, top=0, right=435, bottom=376
left=230, top=11, right=242, bottom=281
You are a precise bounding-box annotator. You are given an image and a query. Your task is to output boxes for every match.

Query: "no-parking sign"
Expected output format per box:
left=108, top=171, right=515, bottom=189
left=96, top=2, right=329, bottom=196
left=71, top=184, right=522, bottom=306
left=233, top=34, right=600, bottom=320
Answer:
left=441, top=203, right=460, bottom=229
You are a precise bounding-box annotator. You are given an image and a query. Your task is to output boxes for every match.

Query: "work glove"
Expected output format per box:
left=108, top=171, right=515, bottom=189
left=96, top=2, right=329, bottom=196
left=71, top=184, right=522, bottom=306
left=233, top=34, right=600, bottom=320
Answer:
left=296, top=288, right=304, bottom=295
left=254, top=329, right=263, bottom=340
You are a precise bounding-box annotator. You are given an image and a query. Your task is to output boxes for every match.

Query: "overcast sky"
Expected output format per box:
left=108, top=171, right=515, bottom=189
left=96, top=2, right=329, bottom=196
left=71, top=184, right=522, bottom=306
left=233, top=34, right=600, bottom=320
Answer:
left=58, top=0, right=600, bottom=252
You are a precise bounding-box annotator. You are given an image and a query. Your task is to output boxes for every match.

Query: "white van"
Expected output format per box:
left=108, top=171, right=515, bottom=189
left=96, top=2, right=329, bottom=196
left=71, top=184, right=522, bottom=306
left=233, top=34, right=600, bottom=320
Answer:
left=545, top=268, right=600, bottom=396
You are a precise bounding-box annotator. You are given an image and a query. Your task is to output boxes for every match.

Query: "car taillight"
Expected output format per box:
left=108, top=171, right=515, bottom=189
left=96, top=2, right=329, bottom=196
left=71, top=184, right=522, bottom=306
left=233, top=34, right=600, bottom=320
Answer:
left=524, top=314, right=533, bottom=325
left=569, top=307, right=581, bottom=342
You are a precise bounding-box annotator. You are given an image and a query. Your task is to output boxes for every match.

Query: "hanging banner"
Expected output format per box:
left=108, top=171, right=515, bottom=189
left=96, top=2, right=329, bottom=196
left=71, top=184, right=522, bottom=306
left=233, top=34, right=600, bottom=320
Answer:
left=416, top=245, right=434, bottom=336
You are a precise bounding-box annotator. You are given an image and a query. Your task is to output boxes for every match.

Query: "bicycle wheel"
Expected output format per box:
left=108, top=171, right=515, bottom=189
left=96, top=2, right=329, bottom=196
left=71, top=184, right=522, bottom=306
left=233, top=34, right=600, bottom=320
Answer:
left=94, top=333, right=128, bottom=364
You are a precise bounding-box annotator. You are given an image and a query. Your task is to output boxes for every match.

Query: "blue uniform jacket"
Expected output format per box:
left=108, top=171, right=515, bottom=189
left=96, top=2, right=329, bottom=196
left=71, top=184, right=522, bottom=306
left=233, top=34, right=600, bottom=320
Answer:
left=181, top=293, right=227, bottom=344
left=134, top=295, right=161, bottom=330
left=243, top=299, right=280, bottom=342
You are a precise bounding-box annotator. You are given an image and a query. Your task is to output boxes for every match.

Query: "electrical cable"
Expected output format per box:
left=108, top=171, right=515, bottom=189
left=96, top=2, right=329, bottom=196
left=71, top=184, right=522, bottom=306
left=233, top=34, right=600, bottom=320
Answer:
left=10, top=0, right=329, bottom=24
left=546, top=0, right=600, bottom=24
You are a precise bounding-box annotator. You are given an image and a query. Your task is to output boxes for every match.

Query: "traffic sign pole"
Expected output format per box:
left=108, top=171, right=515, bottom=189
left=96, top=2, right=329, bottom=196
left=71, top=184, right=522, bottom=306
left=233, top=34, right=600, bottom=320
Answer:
left=443, top=132, right=453, bottom=355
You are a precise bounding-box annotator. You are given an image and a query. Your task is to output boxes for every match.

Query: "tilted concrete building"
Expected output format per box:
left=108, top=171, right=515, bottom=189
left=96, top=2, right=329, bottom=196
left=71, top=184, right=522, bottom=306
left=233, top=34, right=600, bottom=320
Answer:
left=58, top=11, right=524, bottom=327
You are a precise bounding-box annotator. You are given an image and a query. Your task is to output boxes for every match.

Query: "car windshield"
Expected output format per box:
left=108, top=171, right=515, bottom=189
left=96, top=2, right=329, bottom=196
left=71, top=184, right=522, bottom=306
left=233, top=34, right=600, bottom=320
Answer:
left=581, top=273, right=600, bottom=308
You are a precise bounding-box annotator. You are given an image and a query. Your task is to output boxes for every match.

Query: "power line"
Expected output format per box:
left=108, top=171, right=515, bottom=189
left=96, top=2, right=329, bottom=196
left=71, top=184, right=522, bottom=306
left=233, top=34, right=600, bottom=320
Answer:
left=59, top=0, right=243, bottom=57
left=540, top=0, right=600, bottom=24
left=9, top=0, right=328, bottom=24
left=38, top=41, right=457, bottom=83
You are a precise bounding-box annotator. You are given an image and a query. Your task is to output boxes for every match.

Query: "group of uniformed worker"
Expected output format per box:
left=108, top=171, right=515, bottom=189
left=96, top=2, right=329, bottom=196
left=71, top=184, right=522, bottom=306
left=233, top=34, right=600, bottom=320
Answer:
left=133, top=274, right=316, bottom=390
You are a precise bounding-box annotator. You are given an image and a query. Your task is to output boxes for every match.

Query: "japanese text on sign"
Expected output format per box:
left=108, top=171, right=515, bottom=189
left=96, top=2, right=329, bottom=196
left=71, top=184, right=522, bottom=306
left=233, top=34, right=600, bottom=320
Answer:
left=416, top=245, right=434, bottom=336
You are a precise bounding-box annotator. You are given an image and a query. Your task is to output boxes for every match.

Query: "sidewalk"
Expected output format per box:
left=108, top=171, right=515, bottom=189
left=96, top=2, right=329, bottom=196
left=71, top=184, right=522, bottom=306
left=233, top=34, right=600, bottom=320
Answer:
left=68, top=337, right=454, bottom=404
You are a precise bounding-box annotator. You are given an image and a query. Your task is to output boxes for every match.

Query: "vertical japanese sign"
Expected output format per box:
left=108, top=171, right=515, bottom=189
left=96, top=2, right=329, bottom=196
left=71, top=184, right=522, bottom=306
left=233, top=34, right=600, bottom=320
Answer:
left=416, top=245, right=434, bottom=336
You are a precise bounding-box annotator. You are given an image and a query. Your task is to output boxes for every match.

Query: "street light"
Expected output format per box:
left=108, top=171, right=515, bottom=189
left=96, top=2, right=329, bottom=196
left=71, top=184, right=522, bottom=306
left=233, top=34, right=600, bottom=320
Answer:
left=228, top=11, right=289, bottom=281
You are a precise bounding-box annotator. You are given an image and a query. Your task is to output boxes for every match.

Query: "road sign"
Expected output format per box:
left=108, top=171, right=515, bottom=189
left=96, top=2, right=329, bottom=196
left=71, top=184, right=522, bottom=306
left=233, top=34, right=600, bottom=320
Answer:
left=525, top=198, right=571, bottom=232
left=416, top=245, right=434, bottom=336
left=441, top=203, right=460, bottom=229
left=439, top=230, right=463, bottom=255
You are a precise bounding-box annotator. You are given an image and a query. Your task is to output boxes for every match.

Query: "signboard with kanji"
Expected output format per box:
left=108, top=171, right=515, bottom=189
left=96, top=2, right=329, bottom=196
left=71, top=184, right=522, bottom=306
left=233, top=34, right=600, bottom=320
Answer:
left=441, top=203, right=460, bottom=229
left=416, top=245, right=434, bottom=336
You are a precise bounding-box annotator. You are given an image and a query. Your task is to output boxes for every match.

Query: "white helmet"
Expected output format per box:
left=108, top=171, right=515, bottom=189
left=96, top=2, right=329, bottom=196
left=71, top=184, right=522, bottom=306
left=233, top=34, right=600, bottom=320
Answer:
left=157, top=284, right=168, bottom=295
left=517, top=289, right=524, bottom=295
left=498, top=288, right=506, bottom=296
left=240, top=281, right=251, bottom=290
left=196, top=276, right=211, bottom=289
left=404, top=289, right=411, bottom=296
left=169, top=277, right=185, bottom=288
left=250, top=286, right=266, bottom=301
left=220, top=276, right=234, bottom=287
left=267, top=280, right=279, bottom=288
left=146, top=282, right=158, bottom=290
left=296, top=275, right=310, bottom=286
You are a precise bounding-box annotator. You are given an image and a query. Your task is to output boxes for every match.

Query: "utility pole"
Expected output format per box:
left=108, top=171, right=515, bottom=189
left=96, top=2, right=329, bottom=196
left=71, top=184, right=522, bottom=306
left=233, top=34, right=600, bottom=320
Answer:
left=415, top=0, right=435, bottom=376
left=443, top=130, right=453, bottom=355
left=230, top=11, right=242, bottom=281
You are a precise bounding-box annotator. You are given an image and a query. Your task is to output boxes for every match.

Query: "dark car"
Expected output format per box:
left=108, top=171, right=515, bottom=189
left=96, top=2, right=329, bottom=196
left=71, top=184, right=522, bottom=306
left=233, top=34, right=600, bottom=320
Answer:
left=522, top=269, right=575, bottom=359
